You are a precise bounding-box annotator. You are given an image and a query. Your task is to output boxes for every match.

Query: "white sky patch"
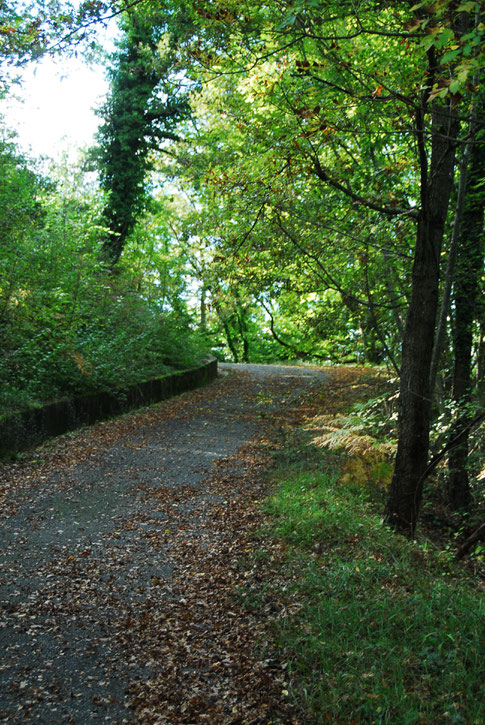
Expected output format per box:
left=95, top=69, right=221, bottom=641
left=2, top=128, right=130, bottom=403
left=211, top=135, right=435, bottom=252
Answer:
left=3, top=55, right=108, bottom=161
left=2, top=14, right=119, bottom=163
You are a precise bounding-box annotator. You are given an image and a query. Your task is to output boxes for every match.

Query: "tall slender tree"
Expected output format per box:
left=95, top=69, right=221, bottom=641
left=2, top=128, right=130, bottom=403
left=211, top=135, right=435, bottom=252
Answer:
left=447, top=105, right=484, bottom=510
left=97, top=1, right=193, bottom=265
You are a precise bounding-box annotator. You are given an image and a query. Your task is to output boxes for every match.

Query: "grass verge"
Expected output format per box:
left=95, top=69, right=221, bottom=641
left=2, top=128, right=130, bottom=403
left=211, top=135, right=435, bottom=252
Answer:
left=253, top=369, right=485, bottom=724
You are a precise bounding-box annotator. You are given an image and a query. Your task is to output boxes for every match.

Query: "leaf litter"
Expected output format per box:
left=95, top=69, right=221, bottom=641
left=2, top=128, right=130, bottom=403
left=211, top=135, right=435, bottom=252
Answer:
left=0, top=364, right=329, bottom=723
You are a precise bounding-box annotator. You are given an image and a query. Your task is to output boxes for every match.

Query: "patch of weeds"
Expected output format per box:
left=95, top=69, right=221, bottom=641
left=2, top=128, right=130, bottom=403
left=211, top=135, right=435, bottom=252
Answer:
left=300, top=368, right=397, bottom=509
left=234, top=548, right=269, bottom=571
left=256, top=390, right=275, bottom=405
left=235, top=585, right=272, bottom=612
left=270, top=421, right=338, bottom=474
left=259, top=451, right=485, bottom=724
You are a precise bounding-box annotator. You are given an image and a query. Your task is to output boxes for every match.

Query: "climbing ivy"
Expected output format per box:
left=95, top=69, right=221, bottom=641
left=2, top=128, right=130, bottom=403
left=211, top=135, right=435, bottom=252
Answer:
left=96, top=1, right=195, bottom=265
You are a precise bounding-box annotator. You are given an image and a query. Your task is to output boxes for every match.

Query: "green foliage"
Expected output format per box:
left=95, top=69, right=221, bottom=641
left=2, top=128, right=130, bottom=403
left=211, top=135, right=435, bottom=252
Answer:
left=262, top=450, right=485, bottom=723
left=164, top=0, right=427, bottom=366
left=0, top=136, right=206, bottom=414
left=0, top=0, right=114, bottom=72
left=1, top=0, right=484, bottom=532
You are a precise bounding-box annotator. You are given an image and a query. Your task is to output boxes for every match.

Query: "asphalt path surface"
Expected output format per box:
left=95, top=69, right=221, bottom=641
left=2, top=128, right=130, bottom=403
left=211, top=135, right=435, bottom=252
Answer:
left=0, top=363, right=328, bottom=723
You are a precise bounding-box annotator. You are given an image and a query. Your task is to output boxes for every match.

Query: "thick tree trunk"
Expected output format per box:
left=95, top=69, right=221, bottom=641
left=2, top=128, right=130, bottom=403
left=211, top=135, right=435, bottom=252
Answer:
left=448, top=128, right=484, bottom=509
left=384, top=103, right=459, bottom=535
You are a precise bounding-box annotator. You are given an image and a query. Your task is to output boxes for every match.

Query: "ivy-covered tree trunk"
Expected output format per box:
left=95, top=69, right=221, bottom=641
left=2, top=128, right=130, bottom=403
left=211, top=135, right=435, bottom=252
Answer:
left=447, top=124, right=485, bottom=510
left=97, top=4, right=191, bottom=266
left=98, top=16, right=158, bottom=265
left=384, top=101, right=459, bottom=535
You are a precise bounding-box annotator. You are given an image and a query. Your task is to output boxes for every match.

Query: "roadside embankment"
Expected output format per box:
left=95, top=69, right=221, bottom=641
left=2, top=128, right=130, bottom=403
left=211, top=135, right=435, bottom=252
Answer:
left=0, top=358, right=217, bottom=457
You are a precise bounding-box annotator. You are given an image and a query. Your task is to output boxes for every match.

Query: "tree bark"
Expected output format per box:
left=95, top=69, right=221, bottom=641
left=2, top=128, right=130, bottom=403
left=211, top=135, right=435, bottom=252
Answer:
left=200, top=285, right=207, bottom=332
left=429, top=130, right=475, bottom=399
left=384, top=99, right=459, bottom=535
left=478, top=320, right=485, bottom=405
left=447, top=122, right=484, bottom=510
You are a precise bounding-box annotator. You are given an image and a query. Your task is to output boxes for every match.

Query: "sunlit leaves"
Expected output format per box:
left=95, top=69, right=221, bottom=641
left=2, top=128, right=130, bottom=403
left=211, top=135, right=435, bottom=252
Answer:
left=408, top=0, right=485, bottom=98
left=0, top=0, right=113, bottom=70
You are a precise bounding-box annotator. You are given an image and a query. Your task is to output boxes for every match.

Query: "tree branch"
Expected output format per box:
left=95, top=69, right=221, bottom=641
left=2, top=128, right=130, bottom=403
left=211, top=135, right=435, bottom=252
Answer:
left=259, top=298, right=328, bottom=361
left=419, top=411, right=485, bottom=486
left=456, top=522, right=485, bottom=559
left=312, top=155, right=418, bottom=219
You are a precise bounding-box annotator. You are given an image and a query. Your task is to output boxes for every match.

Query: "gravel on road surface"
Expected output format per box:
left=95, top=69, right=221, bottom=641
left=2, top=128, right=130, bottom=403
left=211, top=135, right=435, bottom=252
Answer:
left=0, top=363, right=329, bottom=724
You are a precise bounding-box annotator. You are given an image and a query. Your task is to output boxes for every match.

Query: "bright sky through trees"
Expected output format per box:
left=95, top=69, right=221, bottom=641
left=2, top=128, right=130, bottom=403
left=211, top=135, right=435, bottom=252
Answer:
left=2, top=15, right=118, bottom=161
left=4, top=55, right=108, bottom=159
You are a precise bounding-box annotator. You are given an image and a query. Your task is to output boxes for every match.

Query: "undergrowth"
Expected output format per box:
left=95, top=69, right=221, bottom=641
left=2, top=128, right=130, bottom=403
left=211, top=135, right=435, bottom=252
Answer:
left=0, top=302, right=206, bottom=415
left=255, top=368, right=485, bottom=724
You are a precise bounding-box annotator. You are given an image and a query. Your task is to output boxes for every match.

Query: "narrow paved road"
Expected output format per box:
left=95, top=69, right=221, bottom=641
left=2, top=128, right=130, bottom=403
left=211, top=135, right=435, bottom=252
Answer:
left=0, top=364, right=328, bottom=724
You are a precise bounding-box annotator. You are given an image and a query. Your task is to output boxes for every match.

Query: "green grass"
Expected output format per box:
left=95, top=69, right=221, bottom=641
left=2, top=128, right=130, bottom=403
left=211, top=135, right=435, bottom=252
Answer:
left=259, top=455, right=485, bottom=724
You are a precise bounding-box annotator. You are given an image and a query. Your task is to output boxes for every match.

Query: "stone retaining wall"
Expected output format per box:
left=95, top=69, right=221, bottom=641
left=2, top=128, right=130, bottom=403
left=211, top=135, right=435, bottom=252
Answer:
left=0, top=358, right=218, bottom=458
